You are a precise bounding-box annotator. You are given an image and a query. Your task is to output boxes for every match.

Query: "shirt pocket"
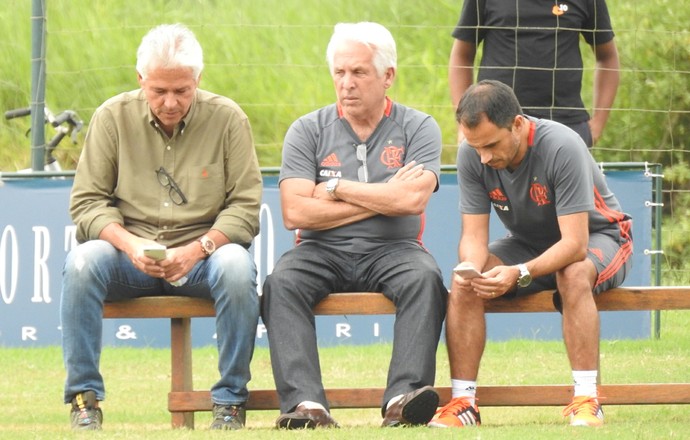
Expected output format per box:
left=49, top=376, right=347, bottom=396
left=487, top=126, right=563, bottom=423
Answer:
left=186, top=163, right=225, bottom=215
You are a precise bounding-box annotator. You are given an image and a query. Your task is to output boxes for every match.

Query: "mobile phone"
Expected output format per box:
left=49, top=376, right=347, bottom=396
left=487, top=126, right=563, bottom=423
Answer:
left=453, top=263, right=483, bottom=279
left=143, top=245, right=167, bottom=261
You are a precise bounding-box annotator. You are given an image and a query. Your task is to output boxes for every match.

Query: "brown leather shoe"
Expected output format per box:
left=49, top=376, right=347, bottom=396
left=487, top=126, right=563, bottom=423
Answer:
left=275, top=404, right=339, bottom=429
left=382, top=386, right=439, bottom=427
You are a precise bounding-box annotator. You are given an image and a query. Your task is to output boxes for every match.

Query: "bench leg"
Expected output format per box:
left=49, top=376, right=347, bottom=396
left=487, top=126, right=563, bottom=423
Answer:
left=170, top=317, right=195, bottom=429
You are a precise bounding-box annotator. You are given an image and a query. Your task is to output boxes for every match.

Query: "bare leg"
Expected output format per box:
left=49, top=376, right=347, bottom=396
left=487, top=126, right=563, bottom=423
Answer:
left=446, top=283, right=486, bottom=380
left=445, top=254, right=503, bottom=379
left=557, top=260, right=600, bottom=371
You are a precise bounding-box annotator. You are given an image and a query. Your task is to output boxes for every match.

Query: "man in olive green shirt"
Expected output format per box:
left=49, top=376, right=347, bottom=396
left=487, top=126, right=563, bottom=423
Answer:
left=61, top=24, right=262, bottom=431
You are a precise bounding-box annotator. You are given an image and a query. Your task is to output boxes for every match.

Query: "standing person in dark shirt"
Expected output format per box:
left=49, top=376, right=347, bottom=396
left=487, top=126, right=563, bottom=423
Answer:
left=449, top=0, right=620, bottom=147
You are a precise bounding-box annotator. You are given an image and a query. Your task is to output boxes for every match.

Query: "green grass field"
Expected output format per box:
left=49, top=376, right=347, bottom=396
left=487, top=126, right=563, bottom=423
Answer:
left=0, top=310, right=687, bottom=439
left=1, top=1, right=688, bottom=438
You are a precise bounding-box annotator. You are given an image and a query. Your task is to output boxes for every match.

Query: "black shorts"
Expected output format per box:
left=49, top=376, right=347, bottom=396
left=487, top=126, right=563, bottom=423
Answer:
left=489, top=220, right=633, bottom=297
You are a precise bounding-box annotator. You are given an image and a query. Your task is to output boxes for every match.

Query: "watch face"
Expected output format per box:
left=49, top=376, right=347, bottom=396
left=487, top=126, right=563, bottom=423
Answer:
left=517, top=264, right=531, bottom=287
left=201, top=237, right=216, bottom=254
left=518, top=274, right=532, bottom=287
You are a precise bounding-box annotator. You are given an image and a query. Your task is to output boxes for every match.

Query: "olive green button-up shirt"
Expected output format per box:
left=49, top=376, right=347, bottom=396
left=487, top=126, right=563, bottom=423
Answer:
left=70, top=88, right=262, bottom=248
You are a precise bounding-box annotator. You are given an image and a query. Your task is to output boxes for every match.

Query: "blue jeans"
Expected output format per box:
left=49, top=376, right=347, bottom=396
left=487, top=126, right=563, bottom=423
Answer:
left=60, top=240, right=259, bottom=406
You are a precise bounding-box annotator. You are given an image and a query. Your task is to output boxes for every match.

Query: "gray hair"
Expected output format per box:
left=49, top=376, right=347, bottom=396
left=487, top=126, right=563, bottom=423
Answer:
left=326, top=22, right=397, bottom=77
left=136, top=24, right=204, bottom=80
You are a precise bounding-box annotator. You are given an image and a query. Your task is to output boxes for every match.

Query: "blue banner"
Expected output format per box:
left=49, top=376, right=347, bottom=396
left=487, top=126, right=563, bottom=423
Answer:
left=0, top=167, right=653, bottom=347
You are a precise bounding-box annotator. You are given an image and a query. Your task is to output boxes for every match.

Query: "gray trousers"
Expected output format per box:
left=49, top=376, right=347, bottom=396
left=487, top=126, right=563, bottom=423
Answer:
left=261, top=241, right=447, bottom=415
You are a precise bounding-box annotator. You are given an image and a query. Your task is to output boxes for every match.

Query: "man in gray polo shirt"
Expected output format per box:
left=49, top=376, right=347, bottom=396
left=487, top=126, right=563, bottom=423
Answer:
left=261, top=22, right=447, bottom=429
left=430, top=80, right=632, bottom=428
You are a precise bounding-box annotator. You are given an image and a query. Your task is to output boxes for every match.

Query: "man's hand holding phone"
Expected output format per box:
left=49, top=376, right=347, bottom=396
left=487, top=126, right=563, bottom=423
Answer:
left=143, top=245, right=167, bottom=261
left=453, top=262, right=483, bottom=279
left=141, top=245, right=187, bottom=286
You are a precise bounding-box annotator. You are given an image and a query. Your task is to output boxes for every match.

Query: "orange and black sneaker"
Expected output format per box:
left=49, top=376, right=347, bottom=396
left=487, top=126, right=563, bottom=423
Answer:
left=427, top=396, right=481, bottom=428
left=562, top=396, right=604, bottom=427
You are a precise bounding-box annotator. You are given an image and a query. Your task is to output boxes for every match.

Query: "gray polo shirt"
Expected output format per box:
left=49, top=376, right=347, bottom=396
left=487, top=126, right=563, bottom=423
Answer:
left=280, top=98, right=442, bottom=253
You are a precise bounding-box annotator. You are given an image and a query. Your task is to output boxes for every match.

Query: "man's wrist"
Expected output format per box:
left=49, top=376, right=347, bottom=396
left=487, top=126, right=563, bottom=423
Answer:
left=326, top=178, right=340, bottom=200
left=516, top=263, right=532, bottom=287
left=198, top=235, right=216, bottom=257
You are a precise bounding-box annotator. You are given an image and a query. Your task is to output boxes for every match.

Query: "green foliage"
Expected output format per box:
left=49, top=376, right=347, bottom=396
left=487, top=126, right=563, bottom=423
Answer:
left=0, top=0, right=462, bottom=169
left=1, top=0, right=688, bottom=169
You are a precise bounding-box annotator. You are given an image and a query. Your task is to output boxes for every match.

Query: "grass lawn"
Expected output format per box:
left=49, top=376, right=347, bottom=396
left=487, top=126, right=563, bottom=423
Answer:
left=0, top=310, right=688, bottom=439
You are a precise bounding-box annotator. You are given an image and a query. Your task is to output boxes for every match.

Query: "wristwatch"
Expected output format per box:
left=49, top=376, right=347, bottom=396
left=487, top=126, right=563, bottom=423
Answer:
left=517, top=263, right=532, bottom=288
left=326, top=178, right=340, bottom=199
left=198, top=235, right=216, bottom=257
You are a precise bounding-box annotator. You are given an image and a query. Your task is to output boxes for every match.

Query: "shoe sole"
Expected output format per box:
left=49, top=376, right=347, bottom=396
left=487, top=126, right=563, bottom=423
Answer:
left=401, top=387, right=440, bottom=426
left=276, top=416, right=316, bottom=429
left=428, top=416, right=480, bottom=428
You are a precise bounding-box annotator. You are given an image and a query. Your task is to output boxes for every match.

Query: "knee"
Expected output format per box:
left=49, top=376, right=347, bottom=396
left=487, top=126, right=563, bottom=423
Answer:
left=396, top=267, right=447, bottom=308
left=213, top=244, right=256, bottom=280
left=209, top=244, right=258, bottom=298
left=556, top=261, right=597, bottom=303
left=63, top=240, right=117, bottom=280
left=448, top=284, right=482, bottom=310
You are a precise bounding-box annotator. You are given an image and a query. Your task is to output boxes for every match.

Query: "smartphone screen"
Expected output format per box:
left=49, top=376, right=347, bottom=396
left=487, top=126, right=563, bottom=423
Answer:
left=453, top=263, right=483, bottom=279
left=143, top=246, right=167, bottom=261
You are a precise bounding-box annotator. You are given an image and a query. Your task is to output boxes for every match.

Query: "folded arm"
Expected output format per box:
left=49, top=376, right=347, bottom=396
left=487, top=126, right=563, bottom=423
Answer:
left=280, top=162, right=437, bottom=231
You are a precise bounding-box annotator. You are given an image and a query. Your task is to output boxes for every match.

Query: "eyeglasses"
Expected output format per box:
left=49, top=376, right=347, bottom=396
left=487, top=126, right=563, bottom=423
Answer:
left=156, top=166, right=188, bottom=205
left=356, top=143, right=368, bottom=183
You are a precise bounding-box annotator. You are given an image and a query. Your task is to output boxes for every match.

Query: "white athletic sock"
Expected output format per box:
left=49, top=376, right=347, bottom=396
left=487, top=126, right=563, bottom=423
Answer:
left=298, top=400, right=327, bottom=411
left=451, top=379, right=477, bottom=406
left=572, top=370, right=598, bottom=398
left=386, top=394, right=404, bottom=410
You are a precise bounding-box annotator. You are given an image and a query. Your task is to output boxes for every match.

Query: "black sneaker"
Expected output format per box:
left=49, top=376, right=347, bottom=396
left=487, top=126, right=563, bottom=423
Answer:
left=210, top=403, right=246, bottom=430
left=70, top=391, right=103, bottom=430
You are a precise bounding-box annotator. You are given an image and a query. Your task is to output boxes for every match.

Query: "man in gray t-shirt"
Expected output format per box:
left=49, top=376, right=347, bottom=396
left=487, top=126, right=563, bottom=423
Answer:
left=429, top=80, right=632, bottom=429
left=261, top=22, right=447, bottom=429
left=280, top=98, right=441, bottom=253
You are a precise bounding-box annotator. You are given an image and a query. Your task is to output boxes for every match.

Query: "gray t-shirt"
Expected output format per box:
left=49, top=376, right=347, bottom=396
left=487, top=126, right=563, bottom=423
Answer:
left=280, top=99, right=442, bottom=253
left=457, top=116, right=629, bottom=249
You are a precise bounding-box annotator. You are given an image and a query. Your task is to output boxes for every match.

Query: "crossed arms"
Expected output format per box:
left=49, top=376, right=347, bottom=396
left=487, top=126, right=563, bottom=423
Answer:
left=280, top=161, right=437, bottom=231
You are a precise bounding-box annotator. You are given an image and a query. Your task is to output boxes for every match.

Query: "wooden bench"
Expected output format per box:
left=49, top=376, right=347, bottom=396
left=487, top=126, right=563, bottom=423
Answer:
left=103, top=286, right=690, bottom=429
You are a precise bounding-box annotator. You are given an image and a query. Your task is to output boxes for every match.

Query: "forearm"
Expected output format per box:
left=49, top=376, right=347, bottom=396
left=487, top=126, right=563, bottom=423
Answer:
left=590, top=42, right=620, bottom=142
left=459, top=237, right=489, bottom=271
left=99, top=223, right=147, bottom=256
left=590, top=68, right=619, bottom=134
left=282, top=195, right=376, bottom=231
left=448, top=40, right=476, bottom=109
left=212, top=179, right=262, bottom=246
left=458, top=213, right=490, bottom=269
left=212, top=117, right=263, bottom=244
left=333, top=174, right=434, bottom=217
left=522, top=238, right=588, bottom=279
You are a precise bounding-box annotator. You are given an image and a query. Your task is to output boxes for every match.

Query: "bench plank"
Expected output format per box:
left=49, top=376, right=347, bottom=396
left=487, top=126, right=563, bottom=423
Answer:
left=103, top=287, right=690, bottom=320
left=168, top=383, right=690, bottom=412
left=101, top=286, right=690, bottom=428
